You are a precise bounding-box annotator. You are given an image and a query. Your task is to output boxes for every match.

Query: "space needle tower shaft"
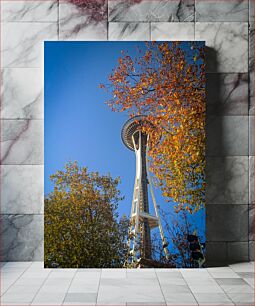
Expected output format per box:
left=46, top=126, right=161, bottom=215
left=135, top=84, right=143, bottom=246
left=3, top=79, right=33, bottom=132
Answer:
left=121, top=116, right=169, bottom=265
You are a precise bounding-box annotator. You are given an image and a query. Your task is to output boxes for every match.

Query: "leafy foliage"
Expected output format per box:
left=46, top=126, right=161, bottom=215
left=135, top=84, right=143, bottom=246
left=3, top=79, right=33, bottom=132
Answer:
left=100, top=42, right=205, bottom=213
left=44, top=161, right=129, bottom=268
left=152, top=210, right=204, bottom=268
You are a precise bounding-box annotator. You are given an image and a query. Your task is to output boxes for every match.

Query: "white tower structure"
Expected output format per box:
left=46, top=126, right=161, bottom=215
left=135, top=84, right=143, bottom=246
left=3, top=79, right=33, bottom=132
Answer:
left=121, top=116, right=169, bottom=266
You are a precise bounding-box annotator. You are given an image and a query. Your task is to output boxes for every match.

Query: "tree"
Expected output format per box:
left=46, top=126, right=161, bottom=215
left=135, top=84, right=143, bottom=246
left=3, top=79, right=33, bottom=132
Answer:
left=44, top=161, right=129, bottom=268
left=152, top=210, right=205, bottom=268
left=100, top=42, right=205, bottom=213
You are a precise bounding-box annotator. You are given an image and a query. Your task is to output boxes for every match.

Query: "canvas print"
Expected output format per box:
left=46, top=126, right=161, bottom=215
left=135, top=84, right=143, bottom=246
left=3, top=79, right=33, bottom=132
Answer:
left=44, top=41, right=205, bottom=268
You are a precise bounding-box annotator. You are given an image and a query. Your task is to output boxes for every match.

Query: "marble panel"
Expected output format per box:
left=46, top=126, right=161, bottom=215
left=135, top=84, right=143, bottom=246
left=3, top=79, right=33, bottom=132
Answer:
left=249, top=204, right=254, bottom=241
left=249, top=241, right=254, bottom=260
left=249, top=156, right=254, bottom=205
left=1, top=119, right=43, bottom=165
left=206, top=204, right=248, bottom=242
left=249, top=24, right=254, bottom=114
left=206, top=73, right=248, bottom=116
left=59, top=1, right=107, bottom=40
left=195, top=22, right=248, bottom=73
left=249, top=70, right=254, bottom=115
left=206, top=156, right=248, bottom=204
left=1, top=68, right=43, bottom=119
left=109, top=22, right=150, bottom=40
left=1, top=0, right=58, bottom=22
left=151, top=22, right=195, bottom=40
left=250, top=0, right=254, bottom=22
left=0, top=214, right=43, bottom=261
left=206, top=116, right=248, bottom=156
left=196, top=0, right=248, bottom=22
left=108, top=0, right=195, bottom=22
left=249, top=116, right=254, bottom=155
left=192, top=292, right=234, bottom=305
left=205, top=242, right=227, bottom=266
left=227, top=242, right=249, bottom=263
left=1, top=165, right=43, bottom=214
left=2, top=22, right=58, bottom=68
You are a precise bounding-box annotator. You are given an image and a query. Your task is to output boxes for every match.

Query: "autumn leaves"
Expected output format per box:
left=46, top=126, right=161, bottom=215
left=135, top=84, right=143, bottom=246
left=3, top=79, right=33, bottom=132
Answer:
left=101, top=42, right=206, bottom=213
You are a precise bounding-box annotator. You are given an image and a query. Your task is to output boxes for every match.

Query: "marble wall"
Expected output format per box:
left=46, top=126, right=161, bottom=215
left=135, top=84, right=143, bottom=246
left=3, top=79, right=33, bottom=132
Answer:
left=0, top=0, right=254, bottom=265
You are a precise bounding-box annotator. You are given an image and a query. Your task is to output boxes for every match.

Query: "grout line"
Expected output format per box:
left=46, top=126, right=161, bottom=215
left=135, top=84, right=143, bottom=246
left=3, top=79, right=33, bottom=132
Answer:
left=178, top=269, right=200, bottom=306
left=1, top=261, right=33, bottom=296
left=29, top=265, right=53, bottom=305
left=95, top=268, right=102, bottom=306
left=154, top=268, right=167, bottom=306
left=61, top=268, right=78, bottom=305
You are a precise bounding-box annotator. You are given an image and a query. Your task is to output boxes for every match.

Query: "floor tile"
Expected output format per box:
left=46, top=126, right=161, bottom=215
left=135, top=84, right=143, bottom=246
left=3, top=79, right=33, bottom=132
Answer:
left=193, top=292, right=234, bottom=305
left=215, top=278, right=249, bottom=285
left=163, top=292, right=198, bottom=305
left=64, top=292, right=97, bottom=303
left=227, top=292, right=254, bottom=305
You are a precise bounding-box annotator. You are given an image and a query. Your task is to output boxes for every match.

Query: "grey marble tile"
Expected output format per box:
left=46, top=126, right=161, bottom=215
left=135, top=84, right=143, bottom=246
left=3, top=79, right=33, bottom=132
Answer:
left=109, top=22, right=150, bottom=40
left=250, top=0, right=254, bottom=22
left=206, top=204, right=248, bottom=242
left=162, top=292, right=198, bottom=305
left=2, top=22, right=58, bottom=68
left=0, top=214, right=43, bottom=261
left=195, top=0, right=248, bottom=22
left=249, top=25, right=254, bottom=114
left=216, top=278, right=248, bottom=286
left=195, top=22, right=248, bottom=73
left=249, top=70, right=254, bottom=115
left=108, top=0, right=195, bottom=22
left=1, top=165, right=43, bottom=214
left=151, top=22, right=195, bottom=40
left=192, top=292, right=234, bottom=305
left=249, top=204, right=254, bottom=240
left=59, top=1, right=107, bottom=40
left=249, top=116, right=254, bottom=155
left=206, top=116, right=248, bottom=156
left=249, top=156, right=254, bottom=205
left=206, top=73, right=249, bottom=116
left=206, top=242, right=227, bottom=266
left=249, top=241, right=254, bottom=260
left=206, top=156, right=248, bottom=204
left=64, top=293, right=97, bottom=303
left=1, top=0, right=58, bottom=22
left=1, top=68, right=43, bottom=119
left=227, top=242, right=249, bottom=263
left=1, top=119, right=43, bottom=165
left=227, top=292, right=254, bottom=305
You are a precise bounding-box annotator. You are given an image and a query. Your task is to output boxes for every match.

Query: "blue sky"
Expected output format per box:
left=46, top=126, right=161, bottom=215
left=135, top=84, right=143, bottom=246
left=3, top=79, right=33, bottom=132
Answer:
left=44, top=41, right=205, bottom=243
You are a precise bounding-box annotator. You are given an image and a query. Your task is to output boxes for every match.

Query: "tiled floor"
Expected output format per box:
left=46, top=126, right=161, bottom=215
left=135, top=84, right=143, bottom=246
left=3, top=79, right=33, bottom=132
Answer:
left=0, top=262, right=254, bottom=305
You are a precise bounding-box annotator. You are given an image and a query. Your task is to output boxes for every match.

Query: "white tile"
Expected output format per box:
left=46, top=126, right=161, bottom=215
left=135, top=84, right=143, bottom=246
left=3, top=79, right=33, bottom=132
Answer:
left=195, top=22, right=248, bottom=73
left=68, top=278, right=99, bottom=293
left=1, top=165, right=43, bottom=214
left=31, top=291, right=66, bottom=305
left=109, top=22, right=150, bottom=40
left=163, top=293, right=198, bottom=305
left=207, top=267, right=241, bottom=278
left=2, top=22, right=57, bottom=68
left=230, top=262, right=254, bottom=272
left=1, top=119, right=43, bottom=165
left=108, top=0, right=195, bottom=22
left=59, top=2, right=107, bottom=40
left=101, top=268, right=126, bottom=278
left=2, top=0, right=58, bottom=22
left=151, top=22, right=195, bottom=41
left=1, top=68, right=43, bottom=119
left=193, top=292, right=234, bottom=305
left=227, top=292, right=254, bottom=305
left=181, top=268, right=212, bottom=278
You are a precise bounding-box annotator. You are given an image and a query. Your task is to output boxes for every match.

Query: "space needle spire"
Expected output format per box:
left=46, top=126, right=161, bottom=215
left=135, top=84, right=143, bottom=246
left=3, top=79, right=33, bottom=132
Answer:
left=121, top=116, right=169, bottom=267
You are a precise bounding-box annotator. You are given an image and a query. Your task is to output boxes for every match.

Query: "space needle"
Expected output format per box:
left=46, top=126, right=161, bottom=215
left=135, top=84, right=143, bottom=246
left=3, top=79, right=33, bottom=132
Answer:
left=121, top=116, right=170, bottom=267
